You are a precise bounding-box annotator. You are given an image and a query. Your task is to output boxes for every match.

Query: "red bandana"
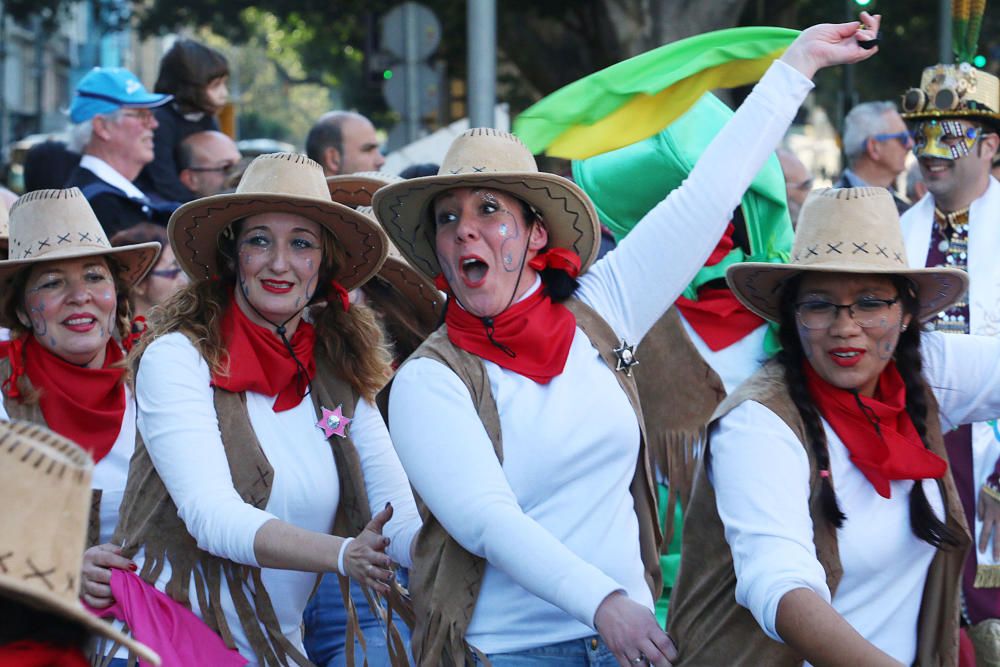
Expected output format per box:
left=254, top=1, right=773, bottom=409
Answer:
left=0, top=641, right=90, bottom=667
left=804, top=361, right=947, bottom=498
left=675, top=287, right=766, bottom=351
left=1, top=335, right=126, bottom=463
left=212, top=299, right=316, bottom=412
left=445, top=285, right=576, bottom=384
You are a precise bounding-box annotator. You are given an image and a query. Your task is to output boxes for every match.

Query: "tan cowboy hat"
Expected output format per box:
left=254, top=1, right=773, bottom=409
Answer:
left=0, top=189, right=160, bottom=286
left=0, top=420, right=160, bottom=664
left=726, top=187, right=968, bottom=323
left=371, top=128, right=600, bottom=281
left=169, top=152, right=388, bottom=291
left=327, top=171, right=443, bottom=325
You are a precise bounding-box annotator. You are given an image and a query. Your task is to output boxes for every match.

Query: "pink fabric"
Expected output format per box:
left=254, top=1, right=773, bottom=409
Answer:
left=86, top=569, right=247, bottom=667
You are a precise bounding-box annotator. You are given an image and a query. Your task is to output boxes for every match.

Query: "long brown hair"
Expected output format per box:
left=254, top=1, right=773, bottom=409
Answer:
left=129, top=220, right=392, bottom=401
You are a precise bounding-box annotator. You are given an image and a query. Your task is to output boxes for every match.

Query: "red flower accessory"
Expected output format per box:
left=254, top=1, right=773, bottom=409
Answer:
left=212, top=297, right=316, bottom=412
left=527, top=247, right=582, bottom=278
left=122, top=315, right=148, bottom=352
left=804, top=360, right=947, bottom=498
left=330, top=280, right=351, bottom=312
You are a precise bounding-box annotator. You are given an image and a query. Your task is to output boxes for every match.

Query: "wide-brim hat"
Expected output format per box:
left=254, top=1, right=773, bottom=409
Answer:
left=901, top=63, right=1000, bottom=126
left=0, top=420, right=160, bottom=664
left=326, top=172, right=443, bottom=326
left=169, top=152, right=388, bottom=292
left=727, top=187, right=968, bottom=323
left=0, top=188, right=160, bottom=287
left=371, top=128, right=600, bottom=281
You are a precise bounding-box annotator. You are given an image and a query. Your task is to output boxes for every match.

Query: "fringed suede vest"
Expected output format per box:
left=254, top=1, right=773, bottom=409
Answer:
left=667, top=360, right=969, bottom=666
left=0, top=356, right=112, bottom=549
left=402, top=298, right=663, bottom=666
left=633, top=307, right=726, bottom=548
left=110, top=343, right=374, bottom=667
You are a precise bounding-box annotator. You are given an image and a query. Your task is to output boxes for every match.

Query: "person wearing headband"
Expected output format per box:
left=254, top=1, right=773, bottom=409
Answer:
left=668, top=186, right=1000, bottom=665
left=374, top=15, right=880, bottom=667
left=89, top=153, right=420, bottom=666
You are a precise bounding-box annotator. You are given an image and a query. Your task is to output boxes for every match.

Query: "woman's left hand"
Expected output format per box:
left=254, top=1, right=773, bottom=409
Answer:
left=978, top=486, right=1000, bottom=561
left=595, top=591, right=677, bottom=667
left=81, top=543, right=135, bottom=609
left=780, top=11, right=881, bottom=79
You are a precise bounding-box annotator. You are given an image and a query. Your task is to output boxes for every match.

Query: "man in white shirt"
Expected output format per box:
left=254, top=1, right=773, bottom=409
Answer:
left=64, top=67, right=174, bottom=236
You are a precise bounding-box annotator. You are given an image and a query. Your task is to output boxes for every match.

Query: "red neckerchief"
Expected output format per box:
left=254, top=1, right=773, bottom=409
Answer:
left=211, top=299, right=316, bottom=412
left=0, top=641, right=90, bottom=667
left=675, top=287, right=766, bottom=351
left=675, top=223, right=762, bottom=350
left=0, top=335, right=125, bottom=463
left=445, top=284, right=576, bottom=384
left=803, top=360, right=947, bottom=498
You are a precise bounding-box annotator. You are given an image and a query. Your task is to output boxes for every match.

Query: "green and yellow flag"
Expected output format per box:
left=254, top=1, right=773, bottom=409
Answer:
left=514, top=26, right=799, bottom=159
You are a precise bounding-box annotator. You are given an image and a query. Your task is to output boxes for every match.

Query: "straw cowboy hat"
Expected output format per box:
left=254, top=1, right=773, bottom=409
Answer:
left=327, top=171, right=444, bottom=325
left=169, top=152, right=388, bottom=291
left=371, top=128, right=600, bottom=281
left=727, top=187, right=968, bottom=322
left=0, top=419, right=160, bottom=664
left=0, top=188, right=160, bottom=286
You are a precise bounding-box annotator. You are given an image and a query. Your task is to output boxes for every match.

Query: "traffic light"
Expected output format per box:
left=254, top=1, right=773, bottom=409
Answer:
left=854, top=0, right=873, bottom=5
left=974, top=55, right=987, bottom=67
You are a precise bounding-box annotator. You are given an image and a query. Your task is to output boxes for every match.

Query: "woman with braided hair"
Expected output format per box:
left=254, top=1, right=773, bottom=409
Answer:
left=667, top=187, right=1000, bottom=665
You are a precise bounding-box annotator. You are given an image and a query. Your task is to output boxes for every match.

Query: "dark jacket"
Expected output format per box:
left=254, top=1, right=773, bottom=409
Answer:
left=65, top=166, right=176, bottom=237
left=136, top=103, right=218, bottom=203
left=833, top=171, right=910, bottom=214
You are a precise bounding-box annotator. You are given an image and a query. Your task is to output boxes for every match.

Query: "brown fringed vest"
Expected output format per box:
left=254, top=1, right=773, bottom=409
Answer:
left=667, top=360, right=969, bottom=666
left=0, top=356, right=113, bottom=548
left=111, top=343, right=374, bottom=667
left=401, top=298, right=663, bottom=666
left=633, top=307, right=727, bottom=547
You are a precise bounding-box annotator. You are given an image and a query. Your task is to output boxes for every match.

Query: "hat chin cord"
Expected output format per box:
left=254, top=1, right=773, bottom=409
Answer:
left=238, top=280, right=312, bottom=399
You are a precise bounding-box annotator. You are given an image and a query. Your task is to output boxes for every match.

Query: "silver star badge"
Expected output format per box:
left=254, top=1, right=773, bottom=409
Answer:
left=613, top=339, right=638, bottom=376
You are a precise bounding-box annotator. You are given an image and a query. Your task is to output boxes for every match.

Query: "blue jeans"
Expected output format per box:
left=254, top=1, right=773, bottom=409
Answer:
left=479, top=636, right=619, bottom=666
left=303, top=575, right=413, bottom=667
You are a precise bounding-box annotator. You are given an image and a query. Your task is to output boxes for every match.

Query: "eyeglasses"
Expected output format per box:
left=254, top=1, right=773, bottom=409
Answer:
left=187, top=161, right=238, bottom=174
left=870, top=131, right=914, bottom=148
left=795, top=297, right=900, bottom=330
left=119, top=109, right=156, bottom=124
left=149, top=266, right=184, bottom=279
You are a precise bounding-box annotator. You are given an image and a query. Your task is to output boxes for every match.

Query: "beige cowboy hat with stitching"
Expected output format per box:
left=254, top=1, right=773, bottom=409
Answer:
left=327, top=171, right=444, bottom=326
left=169, top=152, right=388, bottom=292
left=0, top=189, right=160, bottom=286
left=371, top=128, right=600, bottom=281
left=727, top=187, right=968, bottom=323
left=0, top=420, right=160, bottom=664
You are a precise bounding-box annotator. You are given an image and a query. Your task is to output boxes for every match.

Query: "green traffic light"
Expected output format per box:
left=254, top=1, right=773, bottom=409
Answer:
left=383, top=69, right=393, bottom=80
left=855, top=0, right=872, bottom=5
left=974, top=55, right=987, bottom=67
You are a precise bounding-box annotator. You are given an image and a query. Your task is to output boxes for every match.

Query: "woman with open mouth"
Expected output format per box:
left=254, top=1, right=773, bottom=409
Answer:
left=373, top=14, right=881, bottom=667
left=0, top=188, right=161, bottom=595
left=84, top=153, right=420, bottom=666
left=666, top=186, right=1000, bottom=665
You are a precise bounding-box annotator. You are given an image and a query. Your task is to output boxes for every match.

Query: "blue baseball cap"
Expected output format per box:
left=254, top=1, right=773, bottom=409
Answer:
left=69, top=67, right=173, bottom=123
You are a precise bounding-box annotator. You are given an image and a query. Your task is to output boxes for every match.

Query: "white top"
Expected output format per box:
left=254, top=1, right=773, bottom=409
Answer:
left=134, top=332, right=421, bottom=664
left=711, top=331, right=1000, bottom=664
left=0, top=384, right=135, bottom=545
left=79, top=154, right=149, bottom=200
left=677, top=314, right=769, bottom=394
left=389, top=60, right=813, bottom=655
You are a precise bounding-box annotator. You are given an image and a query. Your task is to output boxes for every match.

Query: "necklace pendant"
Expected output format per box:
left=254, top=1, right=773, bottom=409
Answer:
left=613, top=339, right=639, bottom=377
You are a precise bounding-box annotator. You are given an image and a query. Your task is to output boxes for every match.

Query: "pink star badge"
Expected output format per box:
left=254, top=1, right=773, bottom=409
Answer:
left=317, top=404, right=352, bottom=439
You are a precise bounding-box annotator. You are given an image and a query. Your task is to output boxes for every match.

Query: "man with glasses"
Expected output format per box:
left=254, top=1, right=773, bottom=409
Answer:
left=899, top=60, right=1000, bottom=655
left=64, top=67, right=176, bottom=236
left=177, top=130, right=242, bottom=198
left=835, top=101, right=913, bottom=213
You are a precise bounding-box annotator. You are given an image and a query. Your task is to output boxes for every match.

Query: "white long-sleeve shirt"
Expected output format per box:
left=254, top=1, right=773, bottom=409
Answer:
left=0, top=385, right=135, bottom=545
left=711, top=331, right=1000, bottom=664
left=134, top=332, right=420, bottom=664
left=389, top=60, right=814, bottom=655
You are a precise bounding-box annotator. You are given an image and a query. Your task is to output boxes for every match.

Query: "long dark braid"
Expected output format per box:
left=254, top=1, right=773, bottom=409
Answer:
left=777, top=274, right=961, bottom=548
left=777, top=275, right=845, bottom=528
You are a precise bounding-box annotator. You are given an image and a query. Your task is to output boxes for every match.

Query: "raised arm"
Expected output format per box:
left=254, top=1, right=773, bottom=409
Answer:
left=578, top=14, right=881, bottom=342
